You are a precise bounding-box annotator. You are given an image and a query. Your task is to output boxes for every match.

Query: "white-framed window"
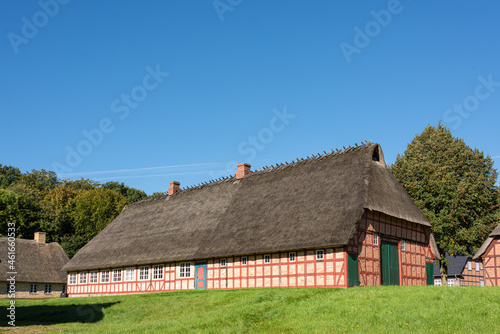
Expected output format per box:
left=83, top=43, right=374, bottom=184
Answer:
left=44, top=284, right=52, bottom=294
left=289, top=252, right=296, bottom=262
left=480, top=280, right=484, bottom=287
left=448, top=278, right=455, bottom=287
left=69, top=273, right=77, bottom=285
left=112, top=269, right=122, bottom=282
left=139, top=267, right=150, bottom=280
left=62, top=285, right=66, bottom=294
left=180, top=263, right=191, bottom=278
left=475, top=262, right=480, bottom=272
left=373, top=234, right=379, bottom=246
left=241, top=257, right=247, bottom=265
left=79, top=272, right=87, bottom=284
left=221, top=258, right=227, bottom=267
left=264, top=255, right=271, bottom=264
left=125, top=268, right=136, bottom=282
left=401, top=240, right=406, bottom=251
left=101, top=270, right=110, bottom=283
left=153, top=265, right=164, bottom=280
left=30, top=284, right=37, bottom=294
left=89, top=271, right=98, bottom=284
left=467, top=261, right=472, bottom=271
left=434, top=279, right=442, bottom=286
left=316, top=250, right=324, bottom=261
left=480, top=263, right=483, bottom=270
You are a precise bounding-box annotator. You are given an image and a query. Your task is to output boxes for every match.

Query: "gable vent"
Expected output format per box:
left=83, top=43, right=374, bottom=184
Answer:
left=372, top=145, right=385, bottom=165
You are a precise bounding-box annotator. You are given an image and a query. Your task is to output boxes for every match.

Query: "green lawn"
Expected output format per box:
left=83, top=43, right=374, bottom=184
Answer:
left=1, top=286, right=499, bottom=333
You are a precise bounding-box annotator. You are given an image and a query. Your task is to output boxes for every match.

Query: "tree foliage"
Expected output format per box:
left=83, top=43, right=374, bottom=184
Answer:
left=0, top=164, right=21, bottom=188
left=17, top=169, right=60, bottom=193
left=390, top=124, right=499, bottom=259
left=71, top=188, right=127, bottom=240
left=0, top=187, right=44, bottom=239
left=102, top=181, right=147, bottom=203
left=0, top=166, right=144, bottom=258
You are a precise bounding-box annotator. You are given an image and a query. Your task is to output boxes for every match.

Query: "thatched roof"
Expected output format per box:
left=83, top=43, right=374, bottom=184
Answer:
left=473, top=223, right=500, bottom=260
left=64, top=143, right=433, bottom=271
left=490, top=223, right=500, bottom=237
left=0, top=238, right=69, bottom=283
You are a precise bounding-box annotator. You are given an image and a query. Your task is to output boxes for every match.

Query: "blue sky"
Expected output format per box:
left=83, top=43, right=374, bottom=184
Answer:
left=1, top=1, right=500, bottom=195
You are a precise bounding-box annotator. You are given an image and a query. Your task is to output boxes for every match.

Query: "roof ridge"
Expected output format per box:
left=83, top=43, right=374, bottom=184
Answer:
left=127, top=140, right=373, bottom=207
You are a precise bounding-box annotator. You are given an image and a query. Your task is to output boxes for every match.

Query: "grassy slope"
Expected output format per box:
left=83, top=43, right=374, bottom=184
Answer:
left=1, top=286, right=499, bottom=333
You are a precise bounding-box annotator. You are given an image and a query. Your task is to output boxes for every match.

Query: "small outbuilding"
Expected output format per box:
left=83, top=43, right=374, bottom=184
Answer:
left=63, top=143, right=440, bottom=297
left=1, top=232, right=70, bottom=299
left=433, top=253, right=484, bottom=287
left=473, top=223, right=500, bottom=286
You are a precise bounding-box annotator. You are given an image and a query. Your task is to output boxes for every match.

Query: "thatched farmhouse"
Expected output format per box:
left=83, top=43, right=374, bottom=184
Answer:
left=473, top=223, right=500, bottom=286
left=63, top=143, right=440, bottom=297
left=1, top=232, right=69, bottom=299
left=433, top=253, right=484, bottom=287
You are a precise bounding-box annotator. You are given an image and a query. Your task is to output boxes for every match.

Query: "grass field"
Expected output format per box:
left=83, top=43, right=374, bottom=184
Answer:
left=1, top=286, right=499, bottom=333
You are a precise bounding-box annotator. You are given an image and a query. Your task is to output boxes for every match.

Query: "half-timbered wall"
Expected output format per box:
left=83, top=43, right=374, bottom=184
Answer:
left=206, top=249, right=346, bottom=290
left=459, top=260, right=484, bottom=286
left=66, top=248, right=347, bottom=296
left=348, top=210, right=434, bottom=287
left=483, top=238, right=500, bottom=286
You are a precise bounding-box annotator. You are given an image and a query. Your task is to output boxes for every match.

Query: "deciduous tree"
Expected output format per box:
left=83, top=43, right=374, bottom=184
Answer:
left=390, top=124, right=499, bottom=281
left=71, top=188, right=127, bottom=240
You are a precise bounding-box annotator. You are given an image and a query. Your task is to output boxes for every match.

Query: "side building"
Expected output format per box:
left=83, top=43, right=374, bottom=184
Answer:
left=473, top=223, right=500, bottom=286
left=63, top=143, right=440, bottom=296
left=433, top=253, right=484, bottom=287
left=0, top=232, right=70, bottom=299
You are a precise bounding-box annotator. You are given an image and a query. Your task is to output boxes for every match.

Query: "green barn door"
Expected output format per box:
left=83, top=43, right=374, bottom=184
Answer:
left=381, top=242, right=400, bottom=286
left=426, top=262, right=434, bottom=285
left=348, top=253, right=360, bottom=287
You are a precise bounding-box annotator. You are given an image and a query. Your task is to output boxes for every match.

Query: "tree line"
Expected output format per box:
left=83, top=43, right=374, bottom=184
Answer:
left=0, top=168, right=147, bottom=258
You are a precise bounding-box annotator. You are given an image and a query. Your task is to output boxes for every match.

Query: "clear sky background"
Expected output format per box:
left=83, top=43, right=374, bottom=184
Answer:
left=1, top=1, right=500, bottom=195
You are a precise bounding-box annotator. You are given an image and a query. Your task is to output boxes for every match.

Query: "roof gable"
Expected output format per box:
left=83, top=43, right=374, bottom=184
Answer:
left=63, top=143, right=430, bottom=271
left=490, top=223, right=500, bottom=237
left=473, top=223, right=500, bottom=259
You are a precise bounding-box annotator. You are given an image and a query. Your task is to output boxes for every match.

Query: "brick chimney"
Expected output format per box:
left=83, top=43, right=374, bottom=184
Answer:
left=34, top=232, right=46, bottom=245
left=236, top=163, right=251, bottom=180
left=168, top=181, right=181, bottom=195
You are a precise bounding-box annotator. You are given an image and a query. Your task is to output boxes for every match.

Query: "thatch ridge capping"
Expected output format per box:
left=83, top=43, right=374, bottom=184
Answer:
left=128, top=140, right=374, bottom=207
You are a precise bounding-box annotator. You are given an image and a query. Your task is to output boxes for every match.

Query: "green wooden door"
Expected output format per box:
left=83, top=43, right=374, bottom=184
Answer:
left=381, top=242, right=400, bottom=286
left=348, top=253, right=360, bottom=287
left=426, top=262, right=434, bottom=285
